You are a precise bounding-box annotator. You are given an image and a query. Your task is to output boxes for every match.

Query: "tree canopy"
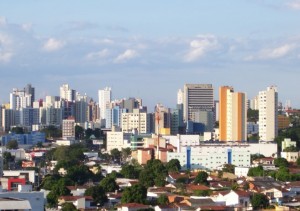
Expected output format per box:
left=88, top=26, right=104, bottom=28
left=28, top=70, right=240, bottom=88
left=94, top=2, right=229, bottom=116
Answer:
left=84, top=186, right=107, bottom=206
left=99, top=175, right=119, bottom=192
left=139, top=159, right=167, bottom=188
left=251, top=193, right=269, bottom=210
left=274, top=157, right=289, bottom=167
left=6, top=140, right=18, bottom=149
left=166, top=159, right=181, bottom=173
left=194, top=171, right=209, bottom=185
left=121, top=184, right=147, bottom=204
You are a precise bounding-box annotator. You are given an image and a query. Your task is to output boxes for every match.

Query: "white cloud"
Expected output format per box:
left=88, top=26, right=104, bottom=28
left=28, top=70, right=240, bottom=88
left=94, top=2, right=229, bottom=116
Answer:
left=246, top=44, right=296, bottom=61
left=0, top=52, right=13, bottom=63
left=21, top=23, right=33, bottom=31
left=0, top=16, right=7, bottom=26
left=114, top=49, right=138, bottom=63
left=0, top=34, right=12, bottom=46
left=286, top=0, right=300, bottom=10
left=85, top=49, right=109, bottom=60
left=184, top=34, right=219, bottom=62
left=43, top=38, right=65, bottom=52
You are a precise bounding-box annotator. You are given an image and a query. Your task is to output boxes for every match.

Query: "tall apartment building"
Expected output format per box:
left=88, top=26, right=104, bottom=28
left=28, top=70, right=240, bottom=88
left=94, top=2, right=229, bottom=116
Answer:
left=60, top=84, right=76, bottom=102
left=177, top=89, right=184, bottom=105
left=98, top=87, right=111, bottom=120
left=219, top=86, right=247, bottom=142
left=25, top=84, right=35, bottom=107
left=154, top=104, right=171, bottom=134
left=183, top=84, right=214, bottom=122
left=258, top=86, right=278, bottom=141
left=62, top=117, right=75, bottom=139
left=121, top=109, right=150, bottom=134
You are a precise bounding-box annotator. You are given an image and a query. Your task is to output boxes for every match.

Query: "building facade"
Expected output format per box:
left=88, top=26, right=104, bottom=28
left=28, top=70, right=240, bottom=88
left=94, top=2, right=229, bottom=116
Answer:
left=183, top=84, right=214, bottom=122
left=258, top=86, right=278, bottom=141
left=219, top=86, right=247, bottom=142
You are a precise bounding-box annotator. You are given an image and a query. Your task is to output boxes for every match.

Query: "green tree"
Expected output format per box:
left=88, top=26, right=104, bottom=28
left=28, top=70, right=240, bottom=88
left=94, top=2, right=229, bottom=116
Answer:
left=94, top=128, right=101, bottom=139
left=99, top=176, right=119, bottom=192
left=41, top=125, right=62, bottom=139
left=85, top=128, right=94, bottom=139
left=194, top=190, right=211, bottom=196
left=222, top=164, right=235, bottom=173
left=84, top=186, right=108, bottom=206
left=121, top=147, right=132, bottom=162
left=283, top=145, right=298, bottom=152
left=36, top=141, right=44, bottom=148
left=175, top=177, right=188, bottom=184
left=139, top=169, right=155, bottom=188
left=251, top=193, right=269, bottom=209
left=121, top=184, right=147, bottom=204
left=2, top=152, right=15, bottom=170
left=166, top=159, right=181, bottom=173
left=6, top=140, right=18, bottom=149
left=120, top=164, right=140, bottom=179
left=62, top=202, right=77, bottom=211
left=194, top=171, right=209, bottom=185
left=110, top=148, right=121, bottom=162
left=11, top=126, right=24, bottom=134
left=297, top=157, right=300, bottom=166
left=276, top=166, right=290, bottom=181
left=75, top=125, right=84, bottom=139
left=46, top=178, right=72, bottom=207
left=40, top=174, right=62, bottom=190
left=139, top=159, right=167, bottom=188
left=66, top=165, right=93, bottom=185
left=250, top=154, right=265, bottom=162
left=247, top=166, right=264, bottom=177
left=274, top=157, right=289, bottom=167
left=157, top=194, right=169, bottom=205
left=46, top=191, right=58, bottom=208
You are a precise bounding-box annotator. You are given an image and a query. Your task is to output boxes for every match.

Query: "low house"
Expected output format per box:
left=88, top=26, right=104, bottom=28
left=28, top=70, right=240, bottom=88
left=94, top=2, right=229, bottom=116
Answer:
left=58, top=195, right=94, bottom=210
left=107, top=192, right=122, bottom=207
left=117, top=203, right=150, bottom=211
left=214, top=190, right=251, bottom=208
left=248, top=177, right=284, bottom=192
left=210, top=181, right=233, bottom=190
left=66, top=186, right=88, bottom=196
left=253, top=157, right=275, bottom=165
left=185, top=184, right=210, bottom=194
left=285, top=181, right=300, bottom=196
left=154, top=204, right=177, bottom=211
left=261, top=187, right=291, bottom=203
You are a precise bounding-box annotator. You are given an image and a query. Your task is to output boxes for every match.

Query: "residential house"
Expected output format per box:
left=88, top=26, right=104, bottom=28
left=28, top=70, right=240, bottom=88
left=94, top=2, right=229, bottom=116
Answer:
left=117, top=203, right=150, bottom=211
left=58, top=195, right=94, bottom=210
left=214, top=190, right=251, bottom=208
left=154, top=204, right=177, bottom=211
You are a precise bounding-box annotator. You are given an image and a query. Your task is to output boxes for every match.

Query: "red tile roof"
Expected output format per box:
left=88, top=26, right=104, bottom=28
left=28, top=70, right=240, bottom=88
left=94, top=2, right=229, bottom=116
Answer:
left=186, top=184, right=210, bottom=191
left=59, top=196, right=93, bottom=201
left=118, top=203, right=149, bottom=208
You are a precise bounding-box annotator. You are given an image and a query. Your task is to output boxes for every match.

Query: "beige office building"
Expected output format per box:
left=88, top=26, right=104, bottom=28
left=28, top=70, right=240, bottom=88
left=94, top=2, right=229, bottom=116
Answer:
left=219, top=86, right=247, bottom=142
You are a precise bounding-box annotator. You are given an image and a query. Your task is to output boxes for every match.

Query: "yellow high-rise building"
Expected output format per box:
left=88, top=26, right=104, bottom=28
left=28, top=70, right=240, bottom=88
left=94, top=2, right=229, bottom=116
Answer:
left=219, top=86, right=247, bottom=142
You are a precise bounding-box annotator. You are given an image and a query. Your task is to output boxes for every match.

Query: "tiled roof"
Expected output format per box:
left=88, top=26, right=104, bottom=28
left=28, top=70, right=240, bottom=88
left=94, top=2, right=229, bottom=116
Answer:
left=59, top=196, right=93, bottom=201
left=186, top=184, right=210, bottom=191
left=118, top=203, right=149, bottom=208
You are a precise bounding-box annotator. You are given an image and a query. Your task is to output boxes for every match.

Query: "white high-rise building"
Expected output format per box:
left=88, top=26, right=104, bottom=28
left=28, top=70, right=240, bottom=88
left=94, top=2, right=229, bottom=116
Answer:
left=258, top=86, right=278, bottom=141
left=177, top=89, right=184, bottom=105
left=98, top=87, right=112, bottom=120
left=60, top=84, right=75, bottom=102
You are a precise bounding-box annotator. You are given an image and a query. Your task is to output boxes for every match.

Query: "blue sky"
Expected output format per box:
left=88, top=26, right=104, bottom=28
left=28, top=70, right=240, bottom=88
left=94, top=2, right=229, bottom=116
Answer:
left=1, top=0, right=300, bottom=109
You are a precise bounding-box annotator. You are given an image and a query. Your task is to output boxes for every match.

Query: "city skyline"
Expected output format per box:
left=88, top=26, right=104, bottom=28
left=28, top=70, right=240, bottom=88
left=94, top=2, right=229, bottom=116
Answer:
left=1, top=1, right=300, bottom=108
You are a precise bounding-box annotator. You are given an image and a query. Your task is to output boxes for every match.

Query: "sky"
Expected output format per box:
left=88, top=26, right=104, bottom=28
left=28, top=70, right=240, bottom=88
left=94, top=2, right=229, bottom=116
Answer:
left=1, top=0, right=300, bottom=110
